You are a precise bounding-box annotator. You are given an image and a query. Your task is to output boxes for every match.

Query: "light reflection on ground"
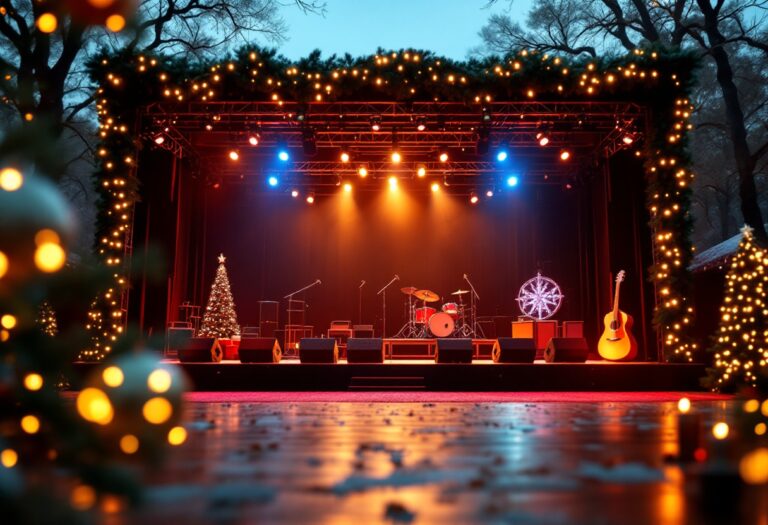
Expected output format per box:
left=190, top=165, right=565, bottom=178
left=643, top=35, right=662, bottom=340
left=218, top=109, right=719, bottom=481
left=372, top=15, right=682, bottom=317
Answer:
left=122, top=399, right=765, bottom=524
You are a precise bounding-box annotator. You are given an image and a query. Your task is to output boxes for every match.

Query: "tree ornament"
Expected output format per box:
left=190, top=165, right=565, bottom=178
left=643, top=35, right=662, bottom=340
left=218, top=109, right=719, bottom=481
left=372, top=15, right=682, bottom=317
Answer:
left=0, top=171, right=76, bottom=282
left=198, top=254, right=240, bottom=338
left=76, top=352, right=188, bottom=453
left=707, top=225, right=768, bottom=391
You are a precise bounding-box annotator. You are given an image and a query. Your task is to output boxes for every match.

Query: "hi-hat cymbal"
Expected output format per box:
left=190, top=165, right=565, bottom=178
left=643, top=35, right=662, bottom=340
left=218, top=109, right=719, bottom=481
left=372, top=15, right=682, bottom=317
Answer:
left=451, top=289, right=470, bottom=296
left=400, top=286, right=418, bottom=296
left=414, top=289, right=440, bottom=302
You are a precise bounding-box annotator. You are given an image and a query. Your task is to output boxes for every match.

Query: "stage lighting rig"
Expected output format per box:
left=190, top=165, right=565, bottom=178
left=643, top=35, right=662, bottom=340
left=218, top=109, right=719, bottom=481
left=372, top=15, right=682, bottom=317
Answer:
left=438, top=151, right=449, bottom=163
left=475, top=127, right=490, bottom=155
left=506, top=175, right=519, bottom=187
left=481, top=106, right=492, bottom=123
left=470, top=192, right=479, bottom=204
left=291, top=189, right=299, bottom=198
left=228, top=149, right=240, bottom=161
left=559, top=149, right=571, bottom=161
left=417, top=166, right=427, bottom=177
left=340, top=151, right=351, bottom=163
left=268, top=176, right=279, bottom=187
left=496, top=150, right=508, bottom=162
left=357, top=166, right=368, bottom=177
left=306, top=192, right=315, bottom=204
left=302, top=127, right=317, bottom=156
left=278, top=149, right=290, bottom=161
left=370, top=115, right=382, bottom=131
left=415, top=116, right=427, bottom=131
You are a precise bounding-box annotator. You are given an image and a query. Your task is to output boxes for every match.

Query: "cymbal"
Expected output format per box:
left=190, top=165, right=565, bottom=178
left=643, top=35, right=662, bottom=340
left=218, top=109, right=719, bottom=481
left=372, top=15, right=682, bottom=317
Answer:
left=400, top=286, right=418, bottom=296
left=414, top=289, right=440, bottom=302
left=451, top=289, right=470, bottom=296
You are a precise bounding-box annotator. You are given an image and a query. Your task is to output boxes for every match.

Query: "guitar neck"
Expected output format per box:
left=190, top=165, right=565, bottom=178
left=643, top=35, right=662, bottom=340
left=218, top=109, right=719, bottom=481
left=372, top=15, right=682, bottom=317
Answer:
left=612, top=279, right=622, bottom=321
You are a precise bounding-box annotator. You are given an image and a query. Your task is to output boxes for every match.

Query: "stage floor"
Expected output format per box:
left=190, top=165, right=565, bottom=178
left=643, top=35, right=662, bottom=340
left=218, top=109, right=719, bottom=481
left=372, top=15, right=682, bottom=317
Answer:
left=75, top=360, right=707, bottom=392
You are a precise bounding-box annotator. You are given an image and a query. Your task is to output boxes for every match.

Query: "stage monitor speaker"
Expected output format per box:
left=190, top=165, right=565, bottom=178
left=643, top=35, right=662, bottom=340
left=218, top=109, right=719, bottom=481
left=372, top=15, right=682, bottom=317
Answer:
left=493, top=338, right=536, bottom=363
left=239, top=338, right=282, bottom=363
left=435, top=338, right=473, bottom=364
left=299, top=338, right=338, bottom=364
left=347, top=338, right=384, bottom=363
left=544, top=337, right=589, bottom=363
left=167, top=327, right=194, bottom=354
left=178, top=337, right=222, bottom=363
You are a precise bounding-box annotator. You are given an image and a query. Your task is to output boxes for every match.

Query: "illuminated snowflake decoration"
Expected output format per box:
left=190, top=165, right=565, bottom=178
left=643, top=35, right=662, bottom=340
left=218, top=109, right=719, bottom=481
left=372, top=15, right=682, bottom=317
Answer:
left=516, top=272, right=564, bottom=320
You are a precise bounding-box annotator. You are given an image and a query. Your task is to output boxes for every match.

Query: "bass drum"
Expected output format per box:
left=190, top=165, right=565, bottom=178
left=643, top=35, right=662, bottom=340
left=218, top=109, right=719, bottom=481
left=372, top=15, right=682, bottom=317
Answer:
left=428, top=312, right=455, bottom=337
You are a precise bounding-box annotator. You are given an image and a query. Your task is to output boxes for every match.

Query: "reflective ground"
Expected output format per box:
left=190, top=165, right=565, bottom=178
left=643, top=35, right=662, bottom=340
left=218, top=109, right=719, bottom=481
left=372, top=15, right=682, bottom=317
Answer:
left=121, top=396, right=765, bottom=525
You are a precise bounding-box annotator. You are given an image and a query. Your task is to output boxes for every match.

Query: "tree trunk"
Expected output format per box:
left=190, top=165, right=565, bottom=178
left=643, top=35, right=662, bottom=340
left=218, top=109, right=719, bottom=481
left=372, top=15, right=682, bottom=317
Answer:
left=697, top=0, right=768, bottom=244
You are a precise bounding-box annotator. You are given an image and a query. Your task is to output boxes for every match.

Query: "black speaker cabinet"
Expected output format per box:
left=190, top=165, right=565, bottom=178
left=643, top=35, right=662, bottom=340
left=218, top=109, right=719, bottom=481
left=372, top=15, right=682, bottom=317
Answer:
left=435, top=338, right=473, bottom=363
left=493, top=338, right=536, bottom=363
left=299, top=338, right=338, bottom=363
left=544, top=337, right=589, bottom=363
left=347, top=338, right=384, bottom=363
left=178, top=337, right=222, bottom=363
left=239, top=337, right=282, bottom=363
left=167, top=327, right=194, bottom=355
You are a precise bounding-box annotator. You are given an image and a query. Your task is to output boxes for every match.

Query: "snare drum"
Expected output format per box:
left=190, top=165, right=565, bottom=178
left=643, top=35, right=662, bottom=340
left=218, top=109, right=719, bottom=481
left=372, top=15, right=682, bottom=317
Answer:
left=414, top=306, right=436, bottom=324
left=441, top=302, right=459, bottom=320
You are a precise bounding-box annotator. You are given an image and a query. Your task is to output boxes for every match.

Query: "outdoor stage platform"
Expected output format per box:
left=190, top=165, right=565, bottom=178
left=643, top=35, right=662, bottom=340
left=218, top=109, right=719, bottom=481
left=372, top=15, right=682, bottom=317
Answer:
left=74, top=359, right=706, bottom=392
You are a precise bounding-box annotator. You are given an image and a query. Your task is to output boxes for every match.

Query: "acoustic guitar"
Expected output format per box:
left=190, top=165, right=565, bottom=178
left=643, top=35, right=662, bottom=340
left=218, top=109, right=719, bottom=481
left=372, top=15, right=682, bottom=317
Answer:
left=597, top=270, right=638, bottom=361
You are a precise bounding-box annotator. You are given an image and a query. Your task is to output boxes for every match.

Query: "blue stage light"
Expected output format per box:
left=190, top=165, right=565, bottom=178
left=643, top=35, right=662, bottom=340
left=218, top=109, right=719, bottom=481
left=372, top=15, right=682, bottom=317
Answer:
left=278, top=150, right=290, bottom=161
left=496, top=151, right=508, bottom=162
left=268, top=176, right=279, bottom=187
left=506, top=175, right=519, bottom=187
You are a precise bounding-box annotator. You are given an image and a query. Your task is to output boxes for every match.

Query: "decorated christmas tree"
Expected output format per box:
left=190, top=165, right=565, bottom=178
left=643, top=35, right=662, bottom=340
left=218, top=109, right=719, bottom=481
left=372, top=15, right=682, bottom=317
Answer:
left=198, top=254, right=240, bottom=338
left=707, top=225, right=768, bottom=391
left=37, top=299, right=58, bottom=337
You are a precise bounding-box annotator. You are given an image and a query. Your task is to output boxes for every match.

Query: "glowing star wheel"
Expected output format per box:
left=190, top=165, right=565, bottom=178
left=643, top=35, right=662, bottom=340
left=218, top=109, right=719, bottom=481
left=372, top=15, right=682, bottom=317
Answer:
left=516, top=272, right=564, bottom=320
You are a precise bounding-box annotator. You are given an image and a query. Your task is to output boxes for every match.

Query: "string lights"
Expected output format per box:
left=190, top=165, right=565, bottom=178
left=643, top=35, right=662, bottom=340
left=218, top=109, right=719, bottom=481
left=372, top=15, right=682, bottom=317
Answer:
left=87, top=45, right=698, bottom=361
left=708, top=225, right=767, bottom=390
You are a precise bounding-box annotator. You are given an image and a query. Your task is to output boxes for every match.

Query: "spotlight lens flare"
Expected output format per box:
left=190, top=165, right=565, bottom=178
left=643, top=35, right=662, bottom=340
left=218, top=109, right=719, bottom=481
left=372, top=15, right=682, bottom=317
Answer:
left=496, top=151, right=508, bottom=162
left=343, top=183, right=352, bottom=193
left=559, top=150, right=571, bottom=161
left=486, top=190, right=494, bottom=197
left=228, top=150, right=239, bottom=161
left=506, top=176, right=519, bottom=187
left=431, top=182, right=440, bottom=192
left=291, top=190, right=299, bottom=198
left=439, top=152, right=449, bottom=163
left=306, top=194, right=315, bottom=204
left=267, top=176, right=279, bottom=187
left=470, top=193, right=479, bottom=204
left=340, top=152, right=350, bottom=163
left=417, top=166, right=426, bottom=178
left=388, top=176, right=398, bottom=191
left=391, top=151, right=401, bottom=163
left=278, top=150, right=289, bottom=161
left=358, top=166, right=368, bottom=177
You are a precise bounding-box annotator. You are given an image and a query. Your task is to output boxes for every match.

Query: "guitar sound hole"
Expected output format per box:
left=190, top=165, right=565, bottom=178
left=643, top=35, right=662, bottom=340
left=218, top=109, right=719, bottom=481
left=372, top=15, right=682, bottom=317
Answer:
left=610, top=320, right=620, bottom=331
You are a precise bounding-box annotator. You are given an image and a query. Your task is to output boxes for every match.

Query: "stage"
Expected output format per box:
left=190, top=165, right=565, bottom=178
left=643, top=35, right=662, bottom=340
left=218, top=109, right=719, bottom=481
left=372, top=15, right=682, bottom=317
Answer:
left=73, top=359, right=705, bottom=391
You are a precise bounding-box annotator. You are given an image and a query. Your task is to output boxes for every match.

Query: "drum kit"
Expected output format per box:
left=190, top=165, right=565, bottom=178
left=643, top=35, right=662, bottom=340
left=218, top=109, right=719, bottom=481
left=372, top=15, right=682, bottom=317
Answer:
left=394, top=286, right=476, bottom=338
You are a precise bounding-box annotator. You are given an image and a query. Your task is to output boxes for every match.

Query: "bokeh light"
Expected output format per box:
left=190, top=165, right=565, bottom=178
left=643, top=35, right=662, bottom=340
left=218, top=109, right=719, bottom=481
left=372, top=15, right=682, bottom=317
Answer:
left=147, top=368, right=172, bottom=393
left=77, top=388, right=114, bottom=425
left=168, top=426, right=188, bottom=446
left=102, top=366, right=124, bottom=387
left=143, top=397, right=173, bottom=424
left=24, top=373, right=43, bottom=391
left=0, top=167, right=23, bottom=191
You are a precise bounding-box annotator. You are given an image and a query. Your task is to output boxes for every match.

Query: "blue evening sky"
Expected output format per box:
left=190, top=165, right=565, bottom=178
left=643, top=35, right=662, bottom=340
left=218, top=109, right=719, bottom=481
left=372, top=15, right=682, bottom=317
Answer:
left=277, top=0, right=532, bottom=60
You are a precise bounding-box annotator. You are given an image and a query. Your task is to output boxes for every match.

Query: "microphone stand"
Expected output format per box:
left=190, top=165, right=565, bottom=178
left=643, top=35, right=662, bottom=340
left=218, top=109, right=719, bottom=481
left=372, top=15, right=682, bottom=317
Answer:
left=358, top=280, right=366, bottom=326
left=463, top=273, right=483, bottom=337
left=284, top=279, right=322, bottom=356
left=377, top=275, right=399, bottom=338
